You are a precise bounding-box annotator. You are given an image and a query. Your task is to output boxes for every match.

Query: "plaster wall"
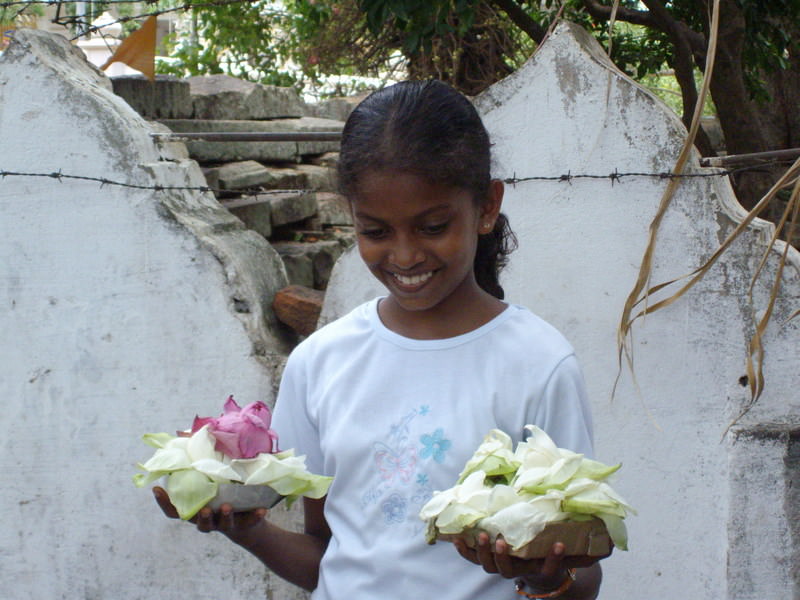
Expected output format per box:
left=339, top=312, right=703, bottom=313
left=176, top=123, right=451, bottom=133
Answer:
left=0, top=31, right=305, bottom=599
left=321, top=23, right=800, bottom=599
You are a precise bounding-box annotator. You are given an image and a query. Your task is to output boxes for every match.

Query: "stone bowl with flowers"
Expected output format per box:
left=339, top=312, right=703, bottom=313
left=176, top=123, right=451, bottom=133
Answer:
left=134, top=396, right=331, bottom=520
left=419, top=426, right=634, bottom=559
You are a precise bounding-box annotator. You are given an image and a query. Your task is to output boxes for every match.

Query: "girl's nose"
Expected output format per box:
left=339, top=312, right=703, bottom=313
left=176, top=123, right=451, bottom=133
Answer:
left=388, top=238, right=425, bottom=269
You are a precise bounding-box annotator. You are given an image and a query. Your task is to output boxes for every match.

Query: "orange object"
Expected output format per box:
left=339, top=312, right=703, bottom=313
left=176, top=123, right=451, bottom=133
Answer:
left=515, top=569, right=576, bottom=598
left=100, top=16, right=156, bottom=80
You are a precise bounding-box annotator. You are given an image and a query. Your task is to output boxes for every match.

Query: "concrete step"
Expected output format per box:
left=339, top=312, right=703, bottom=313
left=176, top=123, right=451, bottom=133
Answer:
left=158, top=117, right=343, bottom=163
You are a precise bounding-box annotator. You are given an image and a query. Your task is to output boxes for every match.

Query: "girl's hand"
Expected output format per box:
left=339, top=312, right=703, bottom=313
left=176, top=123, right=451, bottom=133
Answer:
left=152, top=486, right=268, bottom=546
left=453, top=532, right=609, bottom=579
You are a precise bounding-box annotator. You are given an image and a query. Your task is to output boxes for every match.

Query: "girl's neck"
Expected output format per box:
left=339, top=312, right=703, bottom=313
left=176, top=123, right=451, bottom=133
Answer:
left=377, top=287, right=507, bottom=340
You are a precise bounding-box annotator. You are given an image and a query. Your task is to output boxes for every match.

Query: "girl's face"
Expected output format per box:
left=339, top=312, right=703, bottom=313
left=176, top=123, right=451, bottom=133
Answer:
left=351, top=170, right=502, bottom=333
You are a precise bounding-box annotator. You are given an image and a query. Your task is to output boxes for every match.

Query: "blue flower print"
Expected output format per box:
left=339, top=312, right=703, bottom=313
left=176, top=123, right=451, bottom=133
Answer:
left=417, top=473, right=429, bottom=486
left=419, top=405, right=431, bottom=416
left=419, top=428, right=451, bottom=464
left=381, top=493, right=407, bottom=524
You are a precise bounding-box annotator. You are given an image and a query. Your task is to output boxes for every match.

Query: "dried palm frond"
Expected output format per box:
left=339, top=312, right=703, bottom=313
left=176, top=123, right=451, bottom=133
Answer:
left=615, top=0, right=798, bottom=428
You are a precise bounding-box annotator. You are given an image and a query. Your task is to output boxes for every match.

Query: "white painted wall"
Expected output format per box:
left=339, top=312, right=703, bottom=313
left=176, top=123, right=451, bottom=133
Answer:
left=0, top=30, right=306, bottom=599
left=2, top=23, right=797, bottom=600
left=322, top=23, right=800, bottom=600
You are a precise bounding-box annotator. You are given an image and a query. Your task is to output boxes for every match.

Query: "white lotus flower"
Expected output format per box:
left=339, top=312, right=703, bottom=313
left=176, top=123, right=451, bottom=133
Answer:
left=419, top=425, right=634, bottom=551
left=456, top=429, right=520, bottom=484
left=478, top=493, right=568, bottom=550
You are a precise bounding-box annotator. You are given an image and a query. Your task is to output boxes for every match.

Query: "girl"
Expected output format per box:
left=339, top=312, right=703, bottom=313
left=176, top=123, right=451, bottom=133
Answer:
left=155, top=80, right=608, bottom=599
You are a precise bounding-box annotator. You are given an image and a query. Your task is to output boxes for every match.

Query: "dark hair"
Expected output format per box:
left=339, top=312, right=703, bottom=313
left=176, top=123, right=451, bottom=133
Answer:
left=338, top=80, right=517, bottom=299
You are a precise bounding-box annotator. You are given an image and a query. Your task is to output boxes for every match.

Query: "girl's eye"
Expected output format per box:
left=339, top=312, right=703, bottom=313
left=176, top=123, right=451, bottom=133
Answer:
left=420, top=223, right=448, bottom=235
left=358, top=228, right=387, bottom=239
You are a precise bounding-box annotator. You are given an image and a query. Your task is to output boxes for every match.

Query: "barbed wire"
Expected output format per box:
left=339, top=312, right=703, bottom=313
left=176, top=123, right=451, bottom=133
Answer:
left=0, top=161, right=790, bottom=197
left=504, top=160, right=791, bottom=186
left=0, top=0, right=281, bottom=39
left=0, top=168, right=309, bottom=198
left=1, top=0, right=154, bottom=6
left=45, top=0, right=278, bottom=40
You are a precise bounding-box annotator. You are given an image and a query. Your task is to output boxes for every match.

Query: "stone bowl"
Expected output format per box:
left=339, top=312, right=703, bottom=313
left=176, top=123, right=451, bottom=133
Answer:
left=437, top=517, right=612, bottom=559
left=207, top=483, right=285, bottom=512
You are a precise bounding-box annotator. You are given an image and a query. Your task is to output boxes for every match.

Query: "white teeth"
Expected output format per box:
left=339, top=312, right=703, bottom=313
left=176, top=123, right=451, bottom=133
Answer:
left=393, top=271, right=433, bottom=286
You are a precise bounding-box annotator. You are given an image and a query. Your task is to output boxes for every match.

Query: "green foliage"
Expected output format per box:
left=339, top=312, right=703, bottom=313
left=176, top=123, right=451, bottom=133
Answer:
left=149, top=0, right=798, bottom=107
left=359, top=0, right=476, bottom=54
left=157, top=1, right=303, bottom=88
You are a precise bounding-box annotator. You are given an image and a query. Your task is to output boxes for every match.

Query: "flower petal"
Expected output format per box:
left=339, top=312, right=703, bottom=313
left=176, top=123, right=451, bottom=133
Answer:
left=140, top=447, right=191, bottom=473
left=222, top=395, right=241, bottom=414
left=165, top=469, right=218, bottom=520
left=142, top=432, right=175, bottom=449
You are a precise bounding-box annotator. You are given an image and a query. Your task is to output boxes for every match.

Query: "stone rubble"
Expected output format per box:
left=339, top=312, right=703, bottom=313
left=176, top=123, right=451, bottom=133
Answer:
left=111, top=74, right=358, bottom=338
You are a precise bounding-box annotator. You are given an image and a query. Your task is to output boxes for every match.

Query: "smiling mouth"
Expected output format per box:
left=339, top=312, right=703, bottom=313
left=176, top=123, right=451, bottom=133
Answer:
left=392, top=271, right=434, bottom=286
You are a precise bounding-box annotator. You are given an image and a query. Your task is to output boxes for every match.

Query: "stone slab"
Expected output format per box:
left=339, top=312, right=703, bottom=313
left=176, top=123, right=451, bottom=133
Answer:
left=293, top=116, right=346, bottom=156
left=271, top=239, right=343, bottom=289
left=221, top=196, right=273, bottom=239
left=307, top=94, right=365, bottom=122
left=315, top=192, right=352, bottom=226
left=271, top=242, right=314, bottom=288
left=188, top=74, right=306, bottom=120
left=217, top=160, right=272, bottom=190
left=268, top=190, right=318, bottom=227
left=308, top=151, right=339, bottom=167
left=256, top=166, right=310, bottom=190
left=157, top=117, right=343, bottom=163
left=296, top=163, right=336, bottom=192
left=111, top=74, right=193, bottom=119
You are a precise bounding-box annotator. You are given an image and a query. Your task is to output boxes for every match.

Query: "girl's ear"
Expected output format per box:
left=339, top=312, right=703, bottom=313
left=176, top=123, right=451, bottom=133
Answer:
left=478, top=179, right=504, bottom=233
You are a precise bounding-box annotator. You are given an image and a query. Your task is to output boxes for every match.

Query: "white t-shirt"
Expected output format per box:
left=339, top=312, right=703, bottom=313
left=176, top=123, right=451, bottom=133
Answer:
left=272, top=298, right=594, bottom=600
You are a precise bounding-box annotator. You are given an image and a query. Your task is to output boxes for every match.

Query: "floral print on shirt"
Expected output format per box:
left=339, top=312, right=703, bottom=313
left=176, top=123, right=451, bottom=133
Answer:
left=361, top=406, right=453, bottom=528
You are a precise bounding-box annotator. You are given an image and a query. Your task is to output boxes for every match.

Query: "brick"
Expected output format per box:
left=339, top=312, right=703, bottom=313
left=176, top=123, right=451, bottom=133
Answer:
left=272, top=285, right=324, bottom=336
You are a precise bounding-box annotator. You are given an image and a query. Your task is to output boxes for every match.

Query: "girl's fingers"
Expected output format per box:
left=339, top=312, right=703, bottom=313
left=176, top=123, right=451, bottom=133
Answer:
left=196, top=507, right=215, bottom=533
left=216, top=504, right=235, bottom=532
left=492, top=537, right=517, bottom=578
left=242, top=508, right=268, bottom=528
left=453, top=538, right=480, bottom=565
left=539, top=542, right=566, bottom=578
left=152, top=486, right=179, bottom=519
left=475, top=532, right=499, bottom=574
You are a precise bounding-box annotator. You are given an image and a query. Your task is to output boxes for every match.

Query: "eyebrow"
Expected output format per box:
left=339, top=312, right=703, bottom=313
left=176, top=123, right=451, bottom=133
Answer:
left=353, top=203, right=453, bottom=223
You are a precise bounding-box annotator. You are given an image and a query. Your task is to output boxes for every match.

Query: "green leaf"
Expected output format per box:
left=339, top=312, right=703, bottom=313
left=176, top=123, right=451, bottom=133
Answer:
left=572, top=458, right=621, bottom=481
left=165, top=470, right=219, bottom=520
left=595, top=512, right=629, bottom=551
left=141, top=432, right=175, bottom=449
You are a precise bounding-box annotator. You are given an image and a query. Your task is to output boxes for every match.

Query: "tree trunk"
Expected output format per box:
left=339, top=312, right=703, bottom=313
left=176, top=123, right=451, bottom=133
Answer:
left=706, top=0, right=783, bottom=211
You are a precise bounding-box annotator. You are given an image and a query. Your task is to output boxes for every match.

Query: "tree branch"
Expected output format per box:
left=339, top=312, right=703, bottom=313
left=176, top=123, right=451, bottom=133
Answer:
left=581, top=0, right=655, bottom=27
left=488, top=0, right=547, bottom=44
left=638, top=0, right=707, bottom=60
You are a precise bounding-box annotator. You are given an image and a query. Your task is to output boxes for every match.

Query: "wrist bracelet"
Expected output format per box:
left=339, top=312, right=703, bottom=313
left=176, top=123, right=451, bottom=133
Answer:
left=514, top=569, right=576, bottom=599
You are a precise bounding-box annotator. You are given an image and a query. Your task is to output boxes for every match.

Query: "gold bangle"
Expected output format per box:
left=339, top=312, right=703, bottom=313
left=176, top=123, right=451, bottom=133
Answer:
left=514, top=569, right=577, bottom=598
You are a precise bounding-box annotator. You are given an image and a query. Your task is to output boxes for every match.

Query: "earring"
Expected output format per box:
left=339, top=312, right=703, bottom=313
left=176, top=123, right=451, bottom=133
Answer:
left=483, top=222, right=492, bottom=231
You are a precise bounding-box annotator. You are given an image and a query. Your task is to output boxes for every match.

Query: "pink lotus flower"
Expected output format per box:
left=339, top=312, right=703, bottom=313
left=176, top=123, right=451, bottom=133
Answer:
left=190, top=396, right=279, bottom=459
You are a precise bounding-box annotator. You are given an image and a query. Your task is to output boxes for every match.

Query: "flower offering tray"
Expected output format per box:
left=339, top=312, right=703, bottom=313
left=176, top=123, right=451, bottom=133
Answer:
left=207, top=483, right=284, bottom=512
left=438, top=517, right=612, bottom=559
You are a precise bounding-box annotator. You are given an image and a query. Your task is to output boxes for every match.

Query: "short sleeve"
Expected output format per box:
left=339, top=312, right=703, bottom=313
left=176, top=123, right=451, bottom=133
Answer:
left=531, top=354, right=594, bottom=458
left=271, top=349, right=326, bottom=475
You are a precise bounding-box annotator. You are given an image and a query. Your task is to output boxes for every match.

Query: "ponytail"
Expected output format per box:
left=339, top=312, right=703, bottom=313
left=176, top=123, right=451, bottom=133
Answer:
left=475, top=212, right=517, bottom=300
